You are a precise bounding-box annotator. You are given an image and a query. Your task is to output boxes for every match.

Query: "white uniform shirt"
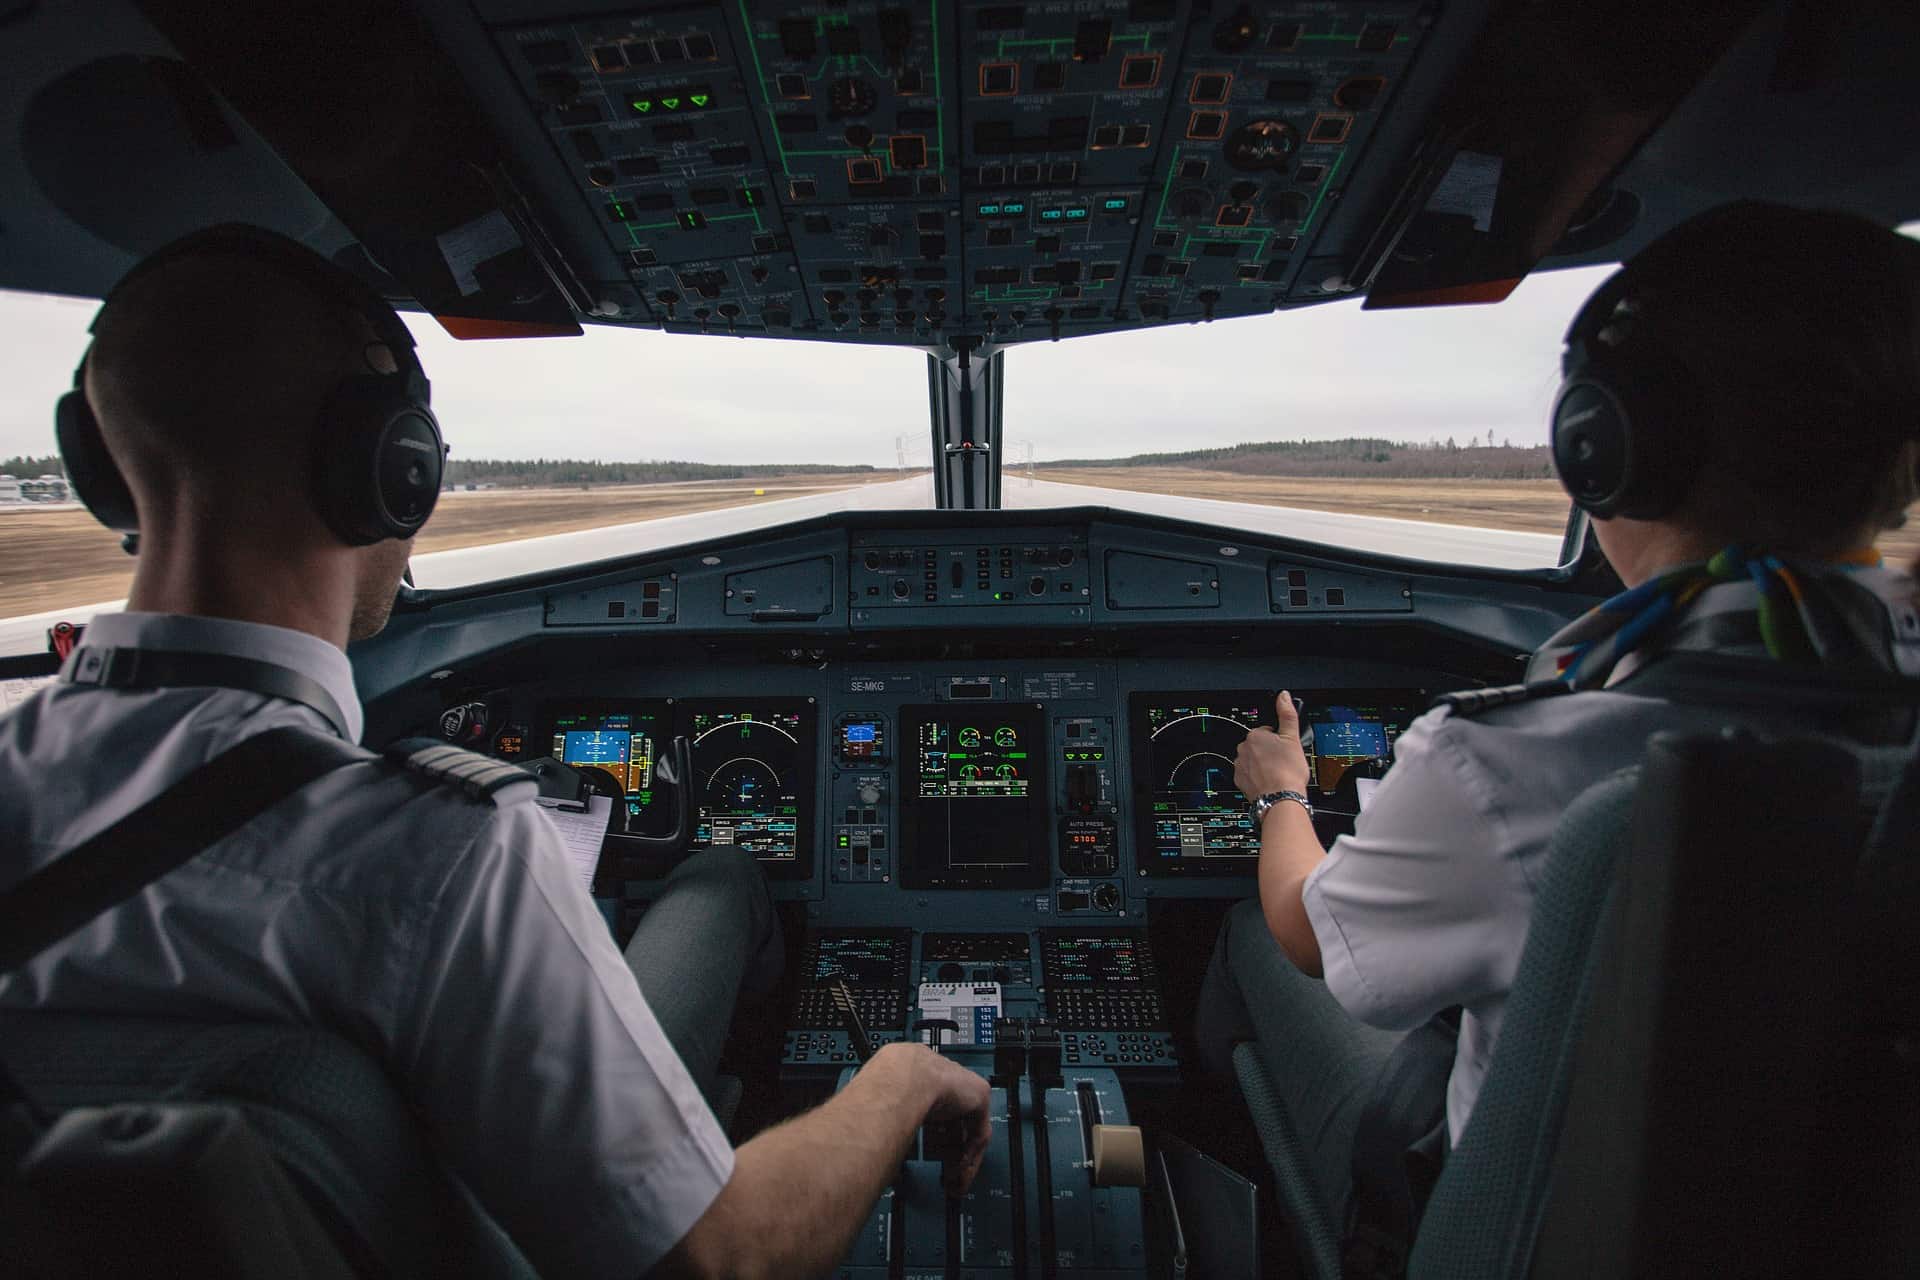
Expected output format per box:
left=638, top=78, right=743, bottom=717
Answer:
left=1303, top=567, right=1920, bottom=1143
left=0, top=611, right=731, bottom=1278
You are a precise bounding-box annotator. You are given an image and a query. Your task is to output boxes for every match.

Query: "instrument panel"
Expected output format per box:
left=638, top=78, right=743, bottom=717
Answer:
left=506, top=661, right=1430, bottom=912
left=391, top=513, right=1585, bottom=1092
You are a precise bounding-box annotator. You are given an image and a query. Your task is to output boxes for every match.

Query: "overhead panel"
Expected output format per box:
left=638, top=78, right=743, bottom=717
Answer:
left=495, top=5, right=797, bottom=334
left=743, top=3, right=960, bottom=339
left=484, top=1, right=1440, bottom=345
left=1124, top=2, right=1432, bottom=323
left=957, top=0, right=1186, bottom=342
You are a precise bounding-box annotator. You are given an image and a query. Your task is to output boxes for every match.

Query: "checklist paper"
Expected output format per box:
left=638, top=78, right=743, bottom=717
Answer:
left=536, top=793, right=614, bottom=892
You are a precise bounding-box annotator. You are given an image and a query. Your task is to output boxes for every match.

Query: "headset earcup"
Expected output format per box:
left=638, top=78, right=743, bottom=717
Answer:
left=314, top=379, right=443, bottom=544
left=1552, top=377, right=1634, bottom=517
left=373, top=407, right=444, bottom=534
left=1553, top=347, right=1706, bottom=522
left=55, top=388, right=141, bottom=533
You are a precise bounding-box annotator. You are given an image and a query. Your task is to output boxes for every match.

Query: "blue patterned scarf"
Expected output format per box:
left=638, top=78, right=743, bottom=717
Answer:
left=1526, top=546, right=1904, bottom=690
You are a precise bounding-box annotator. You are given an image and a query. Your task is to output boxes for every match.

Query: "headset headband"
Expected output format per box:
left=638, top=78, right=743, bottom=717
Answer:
left=87, top=223, right=426, bottom=399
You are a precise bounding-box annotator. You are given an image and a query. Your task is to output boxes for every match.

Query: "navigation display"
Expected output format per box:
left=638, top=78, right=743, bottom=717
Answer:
left=683, top=699, right=815, bottom=876
left=1130, top=692, right=1274, bottom=877
left=899, top=703, right=1048, bottom=889
left=546, top=701, right=673, bottom=834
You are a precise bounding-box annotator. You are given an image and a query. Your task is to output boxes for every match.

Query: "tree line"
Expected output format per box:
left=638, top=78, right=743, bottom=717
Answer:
left=1036, top=436, right=1556, bottom=481
left=441, top=457, right=878, bottom=487
left=1, top=454, right=876, bottom=487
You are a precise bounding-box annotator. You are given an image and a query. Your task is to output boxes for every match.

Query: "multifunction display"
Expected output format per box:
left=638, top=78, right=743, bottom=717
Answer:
left=806, top=932, right=910, bottom=989
left=1130, top=692, right=1274, bottom=877
left=899, top=704, right=1048, bottom=889
left=545, top=701, right=673, bottom=834
left=1041, top=932, right=1156, bottom=987
left=684, top=699, right=815, bottom=875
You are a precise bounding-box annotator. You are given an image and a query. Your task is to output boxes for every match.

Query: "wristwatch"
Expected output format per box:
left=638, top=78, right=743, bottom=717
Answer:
left=1251, top=789, right=1313, bottom=822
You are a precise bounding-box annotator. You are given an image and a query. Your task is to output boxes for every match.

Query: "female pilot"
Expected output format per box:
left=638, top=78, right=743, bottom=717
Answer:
left=1198, top=201, right=1920, bottom=1238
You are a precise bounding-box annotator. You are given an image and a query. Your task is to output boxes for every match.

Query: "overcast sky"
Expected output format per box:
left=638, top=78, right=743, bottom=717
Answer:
left=0, top=262, right=1689, bottom=468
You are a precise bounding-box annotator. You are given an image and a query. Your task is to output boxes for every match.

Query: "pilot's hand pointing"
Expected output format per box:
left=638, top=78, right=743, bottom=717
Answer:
left=1235, top=691, right=1311, bottom=800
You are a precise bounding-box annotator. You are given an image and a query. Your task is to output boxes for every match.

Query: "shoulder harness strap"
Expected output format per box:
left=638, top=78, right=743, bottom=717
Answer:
left=1430, top=681, right=1574, bottom=718
left=382, top=737, right=539, bottom=807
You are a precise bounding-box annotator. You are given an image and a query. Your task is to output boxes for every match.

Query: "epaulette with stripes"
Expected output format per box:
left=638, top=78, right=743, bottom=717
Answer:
left=1429, top=681, right=1573, bottom=718
left=382, top=737, right=539, bottom=806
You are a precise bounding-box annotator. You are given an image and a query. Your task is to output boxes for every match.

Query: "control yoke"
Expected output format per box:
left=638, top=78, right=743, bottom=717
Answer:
left=623, top=734, right=693, bottom=854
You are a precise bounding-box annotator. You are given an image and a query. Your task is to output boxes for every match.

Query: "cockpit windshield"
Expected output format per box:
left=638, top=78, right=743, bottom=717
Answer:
left=5, top=237, right=1917, bottom=653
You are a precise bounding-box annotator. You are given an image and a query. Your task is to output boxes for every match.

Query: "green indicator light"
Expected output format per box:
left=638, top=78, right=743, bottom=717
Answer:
left=978, top=203, right=1002, bottom=216
left=690, top=94, right=710, bottom=107
left=1064, top=207, right=1088, bottom=220
left=1103, top=198, right=1128, bottom=211
left=631, top=98, right=653, bottom=113
left=1003, top=201, right=1027, bottom=214
left=661, top=97, right=682, bottom=110
left=1040, top=207, right=1063, bottom=220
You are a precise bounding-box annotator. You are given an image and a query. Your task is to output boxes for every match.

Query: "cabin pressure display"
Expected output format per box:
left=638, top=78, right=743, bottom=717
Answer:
left=1131, top=692, right=1275, bottom=877
left=900, top=704, right=1048, bottom=889
left=684, top=700, right=815, bottom=873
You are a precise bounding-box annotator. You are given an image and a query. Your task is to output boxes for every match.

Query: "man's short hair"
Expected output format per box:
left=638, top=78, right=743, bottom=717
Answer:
left=1617, top=201, right=1920, bottom=551
left=83, top=248, right=372, bottom=509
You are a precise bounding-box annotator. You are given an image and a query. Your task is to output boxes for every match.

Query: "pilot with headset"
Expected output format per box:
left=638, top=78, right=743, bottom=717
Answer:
left=1199, top=201, right=1920, bottom=1251
left=0, top=225, right=989, bottom=1278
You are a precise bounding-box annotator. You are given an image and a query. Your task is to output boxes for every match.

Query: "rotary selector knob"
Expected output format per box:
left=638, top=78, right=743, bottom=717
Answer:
left=858, top=782, right=884, bottom=805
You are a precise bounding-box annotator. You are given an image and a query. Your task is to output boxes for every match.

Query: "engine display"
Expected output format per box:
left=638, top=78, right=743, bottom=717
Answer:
left=684, top=699, right=815, bottom=874
left=899, top=703, right=1048, bottom=889
left=546, top=701, right=674, bottom=833
left=1130, top=691, right=1274, bottom=877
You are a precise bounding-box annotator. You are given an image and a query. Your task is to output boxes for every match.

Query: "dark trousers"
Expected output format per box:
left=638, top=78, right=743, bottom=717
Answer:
left=1195, top=898, right=1406, bottom=1229
left=621, top=850, right=782, bottom=1101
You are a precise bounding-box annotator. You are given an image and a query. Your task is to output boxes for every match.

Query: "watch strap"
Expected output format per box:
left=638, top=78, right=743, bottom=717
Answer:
left=1253, top=789, right=1313, bottom=820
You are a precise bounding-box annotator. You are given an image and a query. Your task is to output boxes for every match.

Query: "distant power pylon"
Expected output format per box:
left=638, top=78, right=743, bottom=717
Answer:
left=895, top=434, right=907, bottom=478
left=1022, top=440, right=1036, bottom=486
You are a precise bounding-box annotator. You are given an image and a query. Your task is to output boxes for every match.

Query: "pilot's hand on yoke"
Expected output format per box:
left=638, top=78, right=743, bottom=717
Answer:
left=1235, top=691, right=1310, bottom=801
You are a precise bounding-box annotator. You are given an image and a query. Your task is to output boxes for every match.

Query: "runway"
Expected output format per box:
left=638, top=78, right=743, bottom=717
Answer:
left=0, top=476, right=1561, bottom=656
